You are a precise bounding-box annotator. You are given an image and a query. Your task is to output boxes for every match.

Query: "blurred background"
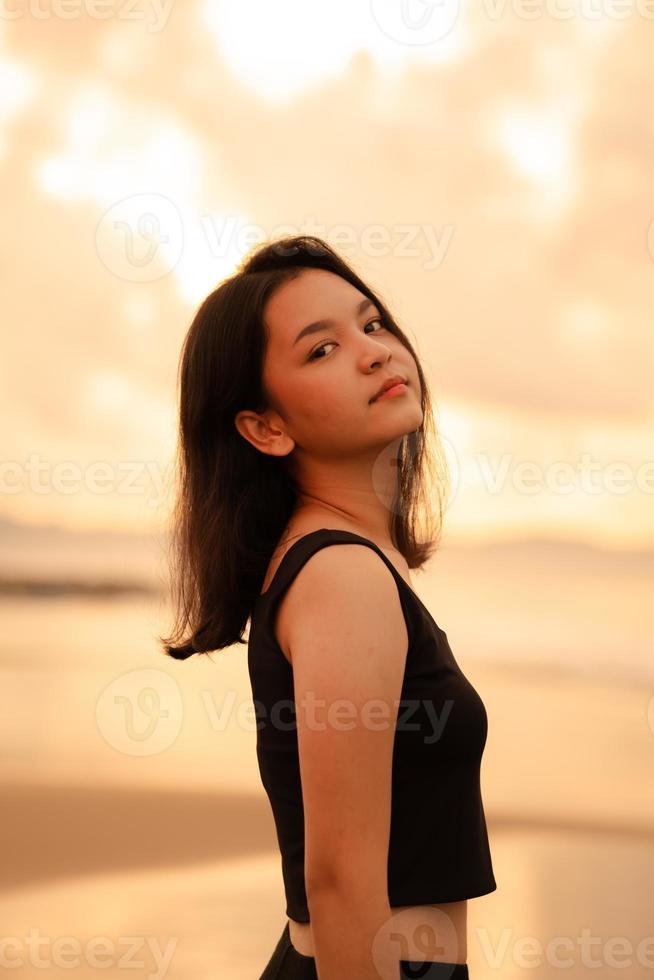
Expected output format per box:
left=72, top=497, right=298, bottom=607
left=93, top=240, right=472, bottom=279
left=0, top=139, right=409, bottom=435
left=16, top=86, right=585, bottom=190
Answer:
left=1, top=2, right=653, bottom=978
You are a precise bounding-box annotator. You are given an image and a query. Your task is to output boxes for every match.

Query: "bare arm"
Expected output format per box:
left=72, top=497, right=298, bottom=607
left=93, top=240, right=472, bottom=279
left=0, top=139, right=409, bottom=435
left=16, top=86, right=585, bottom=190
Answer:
left=284, top=543, right=409, bottom=979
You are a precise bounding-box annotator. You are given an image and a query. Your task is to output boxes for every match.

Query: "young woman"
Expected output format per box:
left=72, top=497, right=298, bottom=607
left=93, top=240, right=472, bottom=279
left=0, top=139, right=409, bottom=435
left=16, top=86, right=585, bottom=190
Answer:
left=162, top=235, right=497, bottom=979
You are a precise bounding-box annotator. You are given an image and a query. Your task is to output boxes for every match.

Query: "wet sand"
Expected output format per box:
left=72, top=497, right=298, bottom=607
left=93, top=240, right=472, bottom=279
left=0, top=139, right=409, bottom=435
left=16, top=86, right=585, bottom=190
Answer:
left=1, top=594, right=653, bottom=978
left=1, top=795, right=653, bottom=980
left=0, top=783, right=277, bottom=894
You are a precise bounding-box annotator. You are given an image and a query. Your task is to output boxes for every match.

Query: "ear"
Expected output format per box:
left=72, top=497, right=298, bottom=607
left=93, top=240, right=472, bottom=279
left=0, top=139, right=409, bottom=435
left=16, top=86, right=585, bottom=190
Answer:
left=233, top=410, right=296, bottom=457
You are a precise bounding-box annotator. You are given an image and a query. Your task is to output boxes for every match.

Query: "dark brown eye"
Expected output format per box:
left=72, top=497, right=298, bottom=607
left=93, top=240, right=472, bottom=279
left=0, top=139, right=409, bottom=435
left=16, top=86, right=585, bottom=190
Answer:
left=307, top=318, right=385, bottom=362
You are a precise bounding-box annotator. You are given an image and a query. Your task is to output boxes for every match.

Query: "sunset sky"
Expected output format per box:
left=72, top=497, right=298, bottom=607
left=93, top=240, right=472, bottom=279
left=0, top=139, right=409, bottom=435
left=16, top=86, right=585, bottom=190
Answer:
left=2, top=2, right=652, bottom=549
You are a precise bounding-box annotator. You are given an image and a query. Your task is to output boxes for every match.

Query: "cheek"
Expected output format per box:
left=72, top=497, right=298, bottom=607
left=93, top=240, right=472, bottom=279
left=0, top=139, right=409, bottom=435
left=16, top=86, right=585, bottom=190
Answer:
left=269, top=378, right=330, bottom=429
left=292, top=391, right=344, bottom=427
left=296, top=376, right=367, bottom=426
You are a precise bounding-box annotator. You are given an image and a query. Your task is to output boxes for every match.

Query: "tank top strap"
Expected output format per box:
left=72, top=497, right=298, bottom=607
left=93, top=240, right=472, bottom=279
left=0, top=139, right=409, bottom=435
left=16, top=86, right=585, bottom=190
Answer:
left=256, top=527, right=420, bottom=647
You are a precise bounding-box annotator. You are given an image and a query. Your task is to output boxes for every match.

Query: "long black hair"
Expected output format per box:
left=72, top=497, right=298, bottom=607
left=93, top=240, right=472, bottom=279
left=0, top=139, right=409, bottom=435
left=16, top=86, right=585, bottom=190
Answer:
left=160, top=235, right=449, bottom=660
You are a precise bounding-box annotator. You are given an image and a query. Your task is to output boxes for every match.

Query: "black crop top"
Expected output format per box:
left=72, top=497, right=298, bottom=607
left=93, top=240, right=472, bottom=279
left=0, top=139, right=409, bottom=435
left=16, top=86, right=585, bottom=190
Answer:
left=247, top=528, right=497, bottom=922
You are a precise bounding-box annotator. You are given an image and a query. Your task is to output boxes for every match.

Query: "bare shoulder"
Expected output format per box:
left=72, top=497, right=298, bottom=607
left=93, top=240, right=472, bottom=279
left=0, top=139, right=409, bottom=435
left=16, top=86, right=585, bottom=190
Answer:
left=279, top=540, right=409, bottom=667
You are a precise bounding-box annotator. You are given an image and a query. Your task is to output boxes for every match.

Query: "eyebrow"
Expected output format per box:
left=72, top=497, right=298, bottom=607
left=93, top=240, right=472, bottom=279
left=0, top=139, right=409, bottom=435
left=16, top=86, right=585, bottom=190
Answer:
left=292, top=297, right=377, bottom=347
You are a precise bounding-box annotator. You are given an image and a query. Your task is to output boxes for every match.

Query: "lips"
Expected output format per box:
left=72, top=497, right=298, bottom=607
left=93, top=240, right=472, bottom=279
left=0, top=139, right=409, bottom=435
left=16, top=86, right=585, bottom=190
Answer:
left=370, top=375, right=408, bottom=403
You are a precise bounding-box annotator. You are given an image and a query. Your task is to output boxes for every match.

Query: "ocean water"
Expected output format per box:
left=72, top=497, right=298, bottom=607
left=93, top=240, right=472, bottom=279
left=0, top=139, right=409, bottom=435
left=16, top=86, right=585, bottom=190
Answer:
left=1, top=533, right=653, bottom=792
left=0, top=592, right=261, bottom=793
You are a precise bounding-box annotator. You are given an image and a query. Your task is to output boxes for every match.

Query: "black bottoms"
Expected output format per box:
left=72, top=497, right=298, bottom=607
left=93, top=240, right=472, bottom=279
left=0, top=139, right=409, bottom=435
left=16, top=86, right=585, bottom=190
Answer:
left=259, top=921, right=470, bottom=979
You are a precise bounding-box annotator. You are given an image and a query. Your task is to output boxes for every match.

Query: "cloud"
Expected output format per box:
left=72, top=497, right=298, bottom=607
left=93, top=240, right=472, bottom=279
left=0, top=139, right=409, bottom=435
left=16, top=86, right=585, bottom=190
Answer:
left=1, top=5, right=651, bottom=539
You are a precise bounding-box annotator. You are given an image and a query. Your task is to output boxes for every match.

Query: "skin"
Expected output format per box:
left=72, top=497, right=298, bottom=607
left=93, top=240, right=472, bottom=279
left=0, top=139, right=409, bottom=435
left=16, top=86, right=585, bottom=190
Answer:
left=234, top=267, right=423, bottom=545
left=234, top=268, right=467, bottom=963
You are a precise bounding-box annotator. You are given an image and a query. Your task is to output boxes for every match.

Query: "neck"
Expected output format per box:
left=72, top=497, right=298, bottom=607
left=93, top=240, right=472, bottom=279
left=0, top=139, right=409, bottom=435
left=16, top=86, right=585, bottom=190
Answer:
left=288, top=437, right=404, bottom=547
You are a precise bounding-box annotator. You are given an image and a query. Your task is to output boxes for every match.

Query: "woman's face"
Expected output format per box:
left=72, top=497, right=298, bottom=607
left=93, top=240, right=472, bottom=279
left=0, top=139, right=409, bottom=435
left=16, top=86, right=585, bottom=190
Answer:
left=257, top=267, right=423, bottom=458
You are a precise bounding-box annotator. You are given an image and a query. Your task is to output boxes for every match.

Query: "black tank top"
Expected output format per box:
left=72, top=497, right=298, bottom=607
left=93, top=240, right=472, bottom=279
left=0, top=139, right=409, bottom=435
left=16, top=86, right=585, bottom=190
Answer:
left=247, top=528, right=497, bottom=922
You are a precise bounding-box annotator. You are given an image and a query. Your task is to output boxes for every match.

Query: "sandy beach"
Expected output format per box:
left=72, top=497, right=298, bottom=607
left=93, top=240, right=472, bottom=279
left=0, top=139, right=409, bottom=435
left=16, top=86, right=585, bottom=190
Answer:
left=2, top=661, right=653, bottom=979
left=2, top=784, right=653, bottom=979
